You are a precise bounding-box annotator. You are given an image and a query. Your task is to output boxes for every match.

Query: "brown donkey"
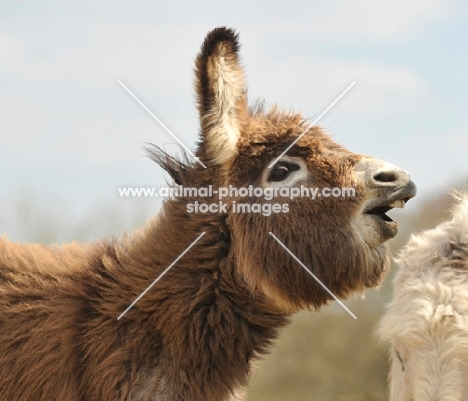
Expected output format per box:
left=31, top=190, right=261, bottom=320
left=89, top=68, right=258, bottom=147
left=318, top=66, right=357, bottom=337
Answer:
left=0, top=27, right=416, bottom=400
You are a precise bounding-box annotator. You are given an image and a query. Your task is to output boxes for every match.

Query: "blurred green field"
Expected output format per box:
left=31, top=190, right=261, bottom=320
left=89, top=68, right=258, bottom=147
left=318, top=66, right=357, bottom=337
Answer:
left=0, top=186, right=460, bottom=400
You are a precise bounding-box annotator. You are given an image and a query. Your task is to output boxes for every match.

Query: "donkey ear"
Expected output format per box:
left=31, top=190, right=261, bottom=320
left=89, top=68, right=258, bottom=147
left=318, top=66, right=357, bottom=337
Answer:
left=194, top=27, right=248, bottom=166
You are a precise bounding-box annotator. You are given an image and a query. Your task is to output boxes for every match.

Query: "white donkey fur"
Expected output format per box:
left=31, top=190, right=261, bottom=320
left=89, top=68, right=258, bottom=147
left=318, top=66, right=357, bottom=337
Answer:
left=379, top=191, right=468, bottom=401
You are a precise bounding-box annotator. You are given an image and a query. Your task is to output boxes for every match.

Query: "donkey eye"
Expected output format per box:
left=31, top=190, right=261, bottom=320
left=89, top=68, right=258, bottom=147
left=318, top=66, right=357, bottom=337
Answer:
left=268, top=162, right=300, bottom=182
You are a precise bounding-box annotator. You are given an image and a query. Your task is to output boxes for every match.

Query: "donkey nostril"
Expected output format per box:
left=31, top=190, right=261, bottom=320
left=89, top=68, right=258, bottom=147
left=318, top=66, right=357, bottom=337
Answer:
left=374, top=171, right=398, bottom=183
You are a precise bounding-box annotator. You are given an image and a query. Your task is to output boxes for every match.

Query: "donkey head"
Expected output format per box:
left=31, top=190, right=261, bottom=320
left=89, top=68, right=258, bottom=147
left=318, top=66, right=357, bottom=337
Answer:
left=153, top=27, right=416, bottom=312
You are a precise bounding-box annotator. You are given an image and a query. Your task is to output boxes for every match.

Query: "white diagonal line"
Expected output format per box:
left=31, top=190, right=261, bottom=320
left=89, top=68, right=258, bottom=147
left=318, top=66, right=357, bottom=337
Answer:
left=117, top=231, right=206, bottom=320
left=118, top=80, right=207, bottom=168
left=268, top=231, right=357, bottom=319
left=268, top=81, right=356, bottom=169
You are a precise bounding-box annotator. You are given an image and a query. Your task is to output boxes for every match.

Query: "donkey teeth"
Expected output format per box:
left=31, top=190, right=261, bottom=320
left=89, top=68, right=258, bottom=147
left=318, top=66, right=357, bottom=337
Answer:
left=389, top=199, right=405, bottom=209
left=387, top=221, right=398, bottom=230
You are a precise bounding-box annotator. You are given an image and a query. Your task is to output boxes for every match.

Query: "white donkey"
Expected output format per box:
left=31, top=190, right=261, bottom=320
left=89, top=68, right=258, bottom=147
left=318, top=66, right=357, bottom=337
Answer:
left=379, top=191, right=468, bottom=400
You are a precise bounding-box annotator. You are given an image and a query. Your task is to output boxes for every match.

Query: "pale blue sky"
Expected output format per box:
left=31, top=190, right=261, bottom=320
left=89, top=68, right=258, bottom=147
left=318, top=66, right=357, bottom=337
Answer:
left=1, top=0, right=467, bottom=241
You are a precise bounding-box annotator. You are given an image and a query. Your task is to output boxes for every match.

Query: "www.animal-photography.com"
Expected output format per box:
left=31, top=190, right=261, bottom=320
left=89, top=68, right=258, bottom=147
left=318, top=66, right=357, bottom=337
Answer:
left=1, top=2, right=467, bottom=400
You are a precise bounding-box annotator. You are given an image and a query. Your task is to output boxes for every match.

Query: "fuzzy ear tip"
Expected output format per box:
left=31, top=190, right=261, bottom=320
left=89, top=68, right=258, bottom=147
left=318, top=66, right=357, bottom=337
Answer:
left=201, top=27, right=240, bottom=58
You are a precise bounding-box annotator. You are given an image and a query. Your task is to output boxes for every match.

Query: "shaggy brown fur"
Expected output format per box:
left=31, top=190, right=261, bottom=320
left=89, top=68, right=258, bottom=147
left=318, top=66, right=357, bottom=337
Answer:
left=0, top=27, right=416, bottom=400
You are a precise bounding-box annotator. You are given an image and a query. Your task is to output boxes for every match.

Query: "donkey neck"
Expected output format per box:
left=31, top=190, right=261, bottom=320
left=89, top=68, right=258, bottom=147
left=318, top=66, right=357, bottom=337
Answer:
left=107, top=200, right=290, bottom=399
left=120, top=198, right=290, bottom=318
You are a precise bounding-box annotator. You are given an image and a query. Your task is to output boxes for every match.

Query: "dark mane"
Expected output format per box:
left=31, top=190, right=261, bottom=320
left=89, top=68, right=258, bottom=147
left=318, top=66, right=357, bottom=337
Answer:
left=145, top=144, right=194, bottom=187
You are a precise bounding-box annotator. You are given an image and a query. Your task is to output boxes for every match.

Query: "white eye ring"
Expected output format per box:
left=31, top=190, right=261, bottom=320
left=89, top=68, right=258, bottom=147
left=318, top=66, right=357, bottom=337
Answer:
left=261, top=156, right=308, bottom=188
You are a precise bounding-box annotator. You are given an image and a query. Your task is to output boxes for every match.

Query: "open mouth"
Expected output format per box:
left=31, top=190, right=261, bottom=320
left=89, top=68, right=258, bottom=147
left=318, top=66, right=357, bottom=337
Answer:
left=357, top=174, right=416, bottom=245
left=365, top=197, right=411, bottom=229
